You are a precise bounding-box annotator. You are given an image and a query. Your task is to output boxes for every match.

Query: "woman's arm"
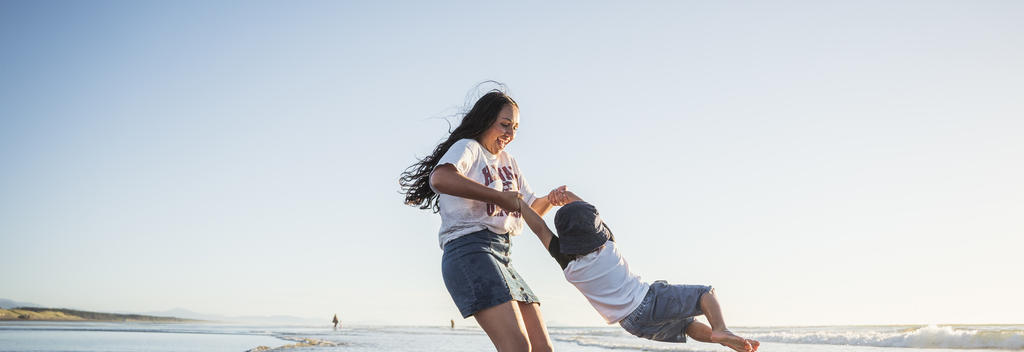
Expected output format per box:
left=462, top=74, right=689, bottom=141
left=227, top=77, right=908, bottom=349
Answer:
left=530, top=185, right=568, bottom=217
left=530, top=196, right=554, bottom=217
left=430, top=164, right=521, bottom=212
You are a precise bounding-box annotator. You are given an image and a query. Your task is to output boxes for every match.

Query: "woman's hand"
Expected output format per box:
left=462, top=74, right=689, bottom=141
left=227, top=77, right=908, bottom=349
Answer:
left=432, top=165, right=525, bottom=213
left=496, top=191, right=524, bottom=213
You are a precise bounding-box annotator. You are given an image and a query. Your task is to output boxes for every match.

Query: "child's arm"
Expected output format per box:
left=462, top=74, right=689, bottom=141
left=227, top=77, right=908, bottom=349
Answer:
left=520, top=192, right=588, bottom=270
left=562, top=191, right=584, bottom=204
left=517, top=198, right=556, bottom=250
left=518, top=190, right=587, bottom=249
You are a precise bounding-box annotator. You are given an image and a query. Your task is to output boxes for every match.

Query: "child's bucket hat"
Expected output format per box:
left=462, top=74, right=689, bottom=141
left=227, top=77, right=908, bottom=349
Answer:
left=554, top=201, right=612, bottom=255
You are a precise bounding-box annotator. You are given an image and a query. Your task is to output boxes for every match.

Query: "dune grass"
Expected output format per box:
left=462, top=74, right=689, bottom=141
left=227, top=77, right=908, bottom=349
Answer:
left=0, top=308, right=195, bottom=322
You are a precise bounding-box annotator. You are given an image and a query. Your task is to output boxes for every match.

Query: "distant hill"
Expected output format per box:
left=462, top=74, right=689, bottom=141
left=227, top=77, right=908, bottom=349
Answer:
left=139, top=307, right=220, bottom=321
left=0, top=299, right=320, bottom=325
left=141, top=308, right=324, bottom=325
left=0, top=299, right=42, bottom=309
left=0, top=307, right=198, bottom=322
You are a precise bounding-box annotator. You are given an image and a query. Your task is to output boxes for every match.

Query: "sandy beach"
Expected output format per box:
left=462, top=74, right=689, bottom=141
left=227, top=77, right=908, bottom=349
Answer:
left=4, top=322, right=1023, bottom=352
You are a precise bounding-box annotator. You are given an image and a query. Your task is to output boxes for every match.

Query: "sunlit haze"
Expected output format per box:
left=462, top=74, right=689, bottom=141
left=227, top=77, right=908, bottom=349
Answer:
left=1, top=1, right=1021, bottom=327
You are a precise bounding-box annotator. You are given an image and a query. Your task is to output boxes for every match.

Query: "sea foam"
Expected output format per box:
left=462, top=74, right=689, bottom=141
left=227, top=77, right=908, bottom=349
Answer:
left=746, top=325, right=1024, bottom=350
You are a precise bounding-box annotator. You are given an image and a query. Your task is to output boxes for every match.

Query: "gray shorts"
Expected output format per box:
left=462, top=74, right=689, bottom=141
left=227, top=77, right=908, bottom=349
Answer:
left=618, top=280, right=712, bottom=343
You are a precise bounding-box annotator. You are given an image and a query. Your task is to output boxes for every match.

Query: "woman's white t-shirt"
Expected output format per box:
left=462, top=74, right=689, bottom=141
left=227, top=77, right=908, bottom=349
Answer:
left=430, top=139, right=538, bottom=249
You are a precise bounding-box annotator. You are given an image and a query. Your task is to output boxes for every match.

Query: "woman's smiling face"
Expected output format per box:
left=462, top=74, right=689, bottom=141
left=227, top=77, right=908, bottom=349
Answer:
left=477, top=104, right=519, bottom=154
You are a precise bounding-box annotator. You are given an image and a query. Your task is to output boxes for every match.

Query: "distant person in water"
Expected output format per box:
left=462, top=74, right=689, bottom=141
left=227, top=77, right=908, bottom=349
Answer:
left=332, top=314, right=339, bottom=329
left=515, top=192, right=761, bottom=352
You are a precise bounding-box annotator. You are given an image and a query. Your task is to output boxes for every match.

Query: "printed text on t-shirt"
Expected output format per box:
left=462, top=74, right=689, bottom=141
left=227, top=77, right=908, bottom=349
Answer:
left=482, top=165, right=522, bottom=218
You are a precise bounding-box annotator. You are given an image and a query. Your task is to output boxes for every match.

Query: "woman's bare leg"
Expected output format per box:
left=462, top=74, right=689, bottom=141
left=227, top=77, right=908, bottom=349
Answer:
left=473, top=301, right=531, bottom=352
left=517, top=302, right=553, bottom=352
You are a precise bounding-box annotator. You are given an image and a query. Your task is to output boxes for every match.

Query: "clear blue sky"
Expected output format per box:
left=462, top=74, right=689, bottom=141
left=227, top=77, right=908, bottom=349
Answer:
left=1, top=1, right=1021, bottom=327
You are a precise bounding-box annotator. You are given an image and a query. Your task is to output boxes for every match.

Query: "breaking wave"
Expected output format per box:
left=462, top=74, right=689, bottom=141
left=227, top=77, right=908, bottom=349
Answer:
left=746, top=325, right=1024, bottom=350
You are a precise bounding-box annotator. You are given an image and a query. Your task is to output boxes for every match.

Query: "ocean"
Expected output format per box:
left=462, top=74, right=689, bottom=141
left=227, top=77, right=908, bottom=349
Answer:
left=1, top=322, right=1022, bottom=351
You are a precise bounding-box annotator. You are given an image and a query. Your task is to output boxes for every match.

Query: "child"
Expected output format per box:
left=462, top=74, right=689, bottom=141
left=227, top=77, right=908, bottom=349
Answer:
left=516, top=193, right=760, bottom=352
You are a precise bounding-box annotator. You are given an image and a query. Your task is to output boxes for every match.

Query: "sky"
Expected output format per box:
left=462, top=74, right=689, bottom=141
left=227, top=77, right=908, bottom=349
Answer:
left=1, top=1, right=1021, bottom=327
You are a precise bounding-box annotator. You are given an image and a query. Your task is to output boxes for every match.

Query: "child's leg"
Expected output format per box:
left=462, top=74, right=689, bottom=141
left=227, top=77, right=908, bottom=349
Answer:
left=700, top=288, right=730, bottom=332
left=688, top=320, right=761, bottom=352
left=684, top=320, right=713, bottom=343
left=700, top=288, right=757, bottom=352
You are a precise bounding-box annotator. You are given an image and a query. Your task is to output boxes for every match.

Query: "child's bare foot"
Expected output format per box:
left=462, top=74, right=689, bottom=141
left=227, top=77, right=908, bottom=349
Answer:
left=711, top=329, right=753, bottom=352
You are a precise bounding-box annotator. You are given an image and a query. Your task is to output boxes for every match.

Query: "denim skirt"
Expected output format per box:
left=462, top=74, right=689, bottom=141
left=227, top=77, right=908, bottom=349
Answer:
left=441, top=229, right=540, bottom=318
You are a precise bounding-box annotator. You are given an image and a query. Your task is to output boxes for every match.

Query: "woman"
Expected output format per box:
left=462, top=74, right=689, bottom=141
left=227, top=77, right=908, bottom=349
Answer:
left=401, top=88, right=568, bottom=351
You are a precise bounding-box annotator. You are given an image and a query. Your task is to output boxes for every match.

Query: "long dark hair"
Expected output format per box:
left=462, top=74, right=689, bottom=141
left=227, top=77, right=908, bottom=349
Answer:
left=400, top=89, right=518, bottom=212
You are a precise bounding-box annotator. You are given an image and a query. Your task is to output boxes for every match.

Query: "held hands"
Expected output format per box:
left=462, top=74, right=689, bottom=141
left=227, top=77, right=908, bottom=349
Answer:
left=497, top=186, right=579, bottom=215
left=546, top=185, right=572, bottom=206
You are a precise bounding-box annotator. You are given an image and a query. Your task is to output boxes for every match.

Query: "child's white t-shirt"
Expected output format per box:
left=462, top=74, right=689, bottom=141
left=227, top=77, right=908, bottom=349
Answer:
left=430, top=138, right=538, bottom=249
left=563, top=240, right=651, bottom=324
